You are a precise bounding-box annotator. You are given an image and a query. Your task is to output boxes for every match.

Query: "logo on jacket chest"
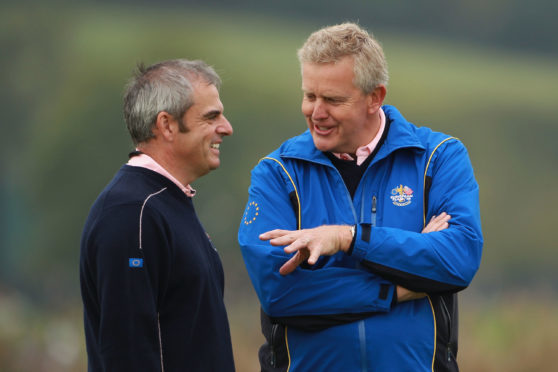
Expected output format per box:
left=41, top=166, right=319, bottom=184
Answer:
left=390, top=184, right=414, bottom=207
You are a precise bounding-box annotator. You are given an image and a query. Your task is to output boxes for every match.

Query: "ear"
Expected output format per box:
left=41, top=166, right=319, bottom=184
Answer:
left=367, top=85, right=387, bottom=114
left=154, top=111, right=179, bottom=141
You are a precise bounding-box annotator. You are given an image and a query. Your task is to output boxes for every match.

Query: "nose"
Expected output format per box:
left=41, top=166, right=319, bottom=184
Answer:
left=311, top=100, right=328, bottom=121
left=218, top=116, right=233, bottom=136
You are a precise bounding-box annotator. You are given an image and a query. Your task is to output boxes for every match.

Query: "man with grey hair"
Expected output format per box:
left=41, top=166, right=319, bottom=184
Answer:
left=239, top=23, right=482, bottom=371
left=81, top=59, right=235, bottom=371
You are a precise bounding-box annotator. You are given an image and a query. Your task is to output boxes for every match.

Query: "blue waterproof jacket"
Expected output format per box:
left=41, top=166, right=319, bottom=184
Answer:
left=238, top=105, right=483, bottom=372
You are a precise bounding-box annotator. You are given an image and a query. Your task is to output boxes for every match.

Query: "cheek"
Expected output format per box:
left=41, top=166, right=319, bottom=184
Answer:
left=336, top=107, right=357, bottom=123
left=301, top=101, right=313, bottom=116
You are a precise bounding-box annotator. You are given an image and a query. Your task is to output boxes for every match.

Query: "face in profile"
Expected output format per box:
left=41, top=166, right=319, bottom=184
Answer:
left=174, top=81, right=233, bottom=179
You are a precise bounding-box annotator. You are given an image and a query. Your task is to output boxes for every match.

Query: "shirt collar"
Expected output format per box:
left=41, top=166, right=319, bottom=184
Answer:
left=333, top=107, right=386, bottom=166
left=127, top=153, right=196, bottom=197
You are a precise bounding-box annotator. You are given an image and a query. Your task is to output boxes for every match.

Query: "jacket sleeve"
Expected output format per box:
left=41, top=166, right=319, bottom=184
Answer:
left=353, top=139, right=483, bottom=294
left=238, top=158, right=396, bottom=318
left=83, top=204, right=168, bottom=371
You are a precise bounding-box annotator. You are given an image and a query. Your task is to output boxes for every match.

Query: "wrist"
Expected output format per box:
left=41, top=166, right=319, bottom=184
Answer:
left=341, top=225, right=356, bottom=253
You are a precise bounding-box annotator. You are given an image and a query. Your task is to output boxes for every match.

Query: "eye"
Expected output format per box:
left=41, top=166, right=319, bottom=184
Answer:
left=326, top=96, right=345, bottom=104
left=204, top=110, right=221, bottom=121
left=304, top=93, right=316, bottom=101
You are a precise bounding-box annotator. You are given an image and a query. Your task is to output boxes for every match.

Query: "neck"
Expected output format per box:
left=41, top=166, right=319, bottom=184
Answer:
left=138, top=143, right=195, bottom=186
left=355, top=110, right=382, bottom=149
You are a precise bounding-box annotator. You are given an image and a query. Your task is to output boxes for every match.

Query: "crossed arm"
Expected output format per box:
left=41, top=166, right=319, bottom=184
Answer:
left=260, top=212, right=451, bottom=302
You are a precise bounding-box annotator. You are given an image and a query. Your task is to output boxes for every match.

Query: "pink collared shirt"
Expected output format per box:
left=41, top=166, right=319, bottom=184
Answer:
left=333, top=108, right=386, bottom=166
left=127, top=153, right=196, bottom=197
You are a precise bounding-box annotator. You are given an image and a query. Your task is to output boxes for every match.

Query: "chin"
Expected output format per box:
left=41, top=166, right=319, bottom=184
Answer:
left=312, top=137, right=335, bottom=153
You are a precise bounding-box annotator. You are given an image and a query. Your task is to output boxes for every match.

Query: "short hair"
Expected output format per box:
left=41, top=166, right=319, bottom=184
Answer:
left=297, top=22, right=388, bottom=94
left=123, top=59, right=221, bottom=145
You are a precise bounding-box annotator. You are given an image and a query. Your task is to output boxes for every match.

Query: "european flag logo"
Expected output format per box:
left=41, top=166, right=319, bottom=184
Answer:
left=129, top=258, right=144, bottom=268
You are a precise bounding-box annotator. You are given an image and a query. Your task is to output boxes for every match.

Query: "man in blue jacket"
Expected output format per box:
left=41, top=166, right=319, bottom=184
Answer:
left=238, top=23, right=482, bottom=371
left=81, top=59, right=235, bottom=371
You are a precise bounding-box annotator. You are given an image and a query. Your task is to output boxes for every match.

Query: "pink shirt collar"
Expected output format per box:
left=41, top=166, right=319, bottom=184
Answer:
left=333, top=107, right=386, bottom=166
left=127, top=153, right=196, bottom=197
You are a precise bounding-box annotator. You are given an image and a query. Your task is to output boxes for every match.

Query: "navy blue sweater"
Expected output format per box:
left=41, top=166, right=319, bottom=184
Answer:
left=80, top=165, right=235, bottom=371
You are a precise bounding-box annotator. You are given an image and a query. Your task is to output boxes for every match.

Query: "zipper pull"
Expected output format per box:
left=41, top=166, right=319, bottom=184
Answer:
left=371, top=196, right=377, bottom=227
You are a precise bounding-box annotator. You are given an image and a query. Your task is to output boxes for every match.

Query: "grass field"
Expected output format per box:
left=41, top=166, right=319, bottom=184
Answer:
left=1, top=292, right=557, bottom=371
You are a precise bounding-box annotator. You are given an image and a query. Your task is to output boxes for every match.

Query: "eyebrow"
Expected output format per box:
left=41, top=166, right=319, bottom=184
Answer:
left=326, top=95, right=347, bottom=101
left=303, top=91, right=346, bottom=101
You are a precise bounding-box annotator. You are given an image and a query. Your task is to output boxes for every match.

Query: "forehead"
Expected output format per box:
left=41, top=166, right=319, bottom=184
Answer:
left=301, top=57, right=357, bottom=93
left=189, top=81, right=222, bottom=112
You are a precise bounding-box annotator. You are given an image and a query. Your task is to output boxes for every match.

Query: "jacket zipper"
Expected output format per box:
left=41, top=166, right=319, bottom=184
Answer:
left=329, top=167, right=359, bottom=223
left=371, top=196, right=377, bottom=227
left=440, top=297, right=453, bottom=362
left=270, top=323, right=278, bottom=367
left=358, top=320, right=367, bottom=372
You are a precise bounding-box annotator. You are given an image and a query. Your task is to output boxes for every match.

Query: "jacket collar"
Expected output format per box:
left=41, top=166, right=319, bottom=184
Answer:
left=279, top=105, right=425, bottom=165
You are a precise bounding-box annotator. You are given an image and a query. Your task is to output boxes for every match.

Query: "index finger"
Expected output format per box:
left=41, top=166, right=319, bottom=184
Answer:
left=259, top=229, right=294, bottom=241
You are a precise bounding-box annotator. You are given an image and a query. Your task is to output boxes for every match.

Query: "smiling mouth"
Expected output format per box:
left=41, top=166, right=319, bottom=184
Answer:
left=210, top=143, right=220, bottom=150
left=313, top=124, right=334, bottom=135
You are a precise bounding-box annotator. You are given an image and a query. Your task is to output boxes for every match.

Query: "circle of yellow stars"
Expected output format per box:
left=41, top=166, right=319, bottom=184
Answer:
left=243, top=201, right=259, bottom=225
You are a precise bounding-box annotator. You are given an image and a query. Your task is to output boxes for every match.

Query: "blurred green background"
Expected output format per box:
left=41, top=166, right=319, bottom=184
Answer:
left=1, top=1, right=557, bottom=371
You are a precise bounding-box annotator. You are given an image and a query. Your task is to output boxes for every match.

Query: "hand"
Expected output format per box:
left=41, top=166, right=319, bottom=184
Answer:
left=396, top=285, right=426, bottom=302
left=421, top=212, right=451, bottom=233
left=259, top=225, right=353, bottom=276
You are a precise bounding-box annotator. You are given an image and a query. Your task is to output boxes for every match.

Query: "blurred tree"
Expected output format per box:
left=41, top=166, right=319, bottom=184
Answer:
left=110, top=0, right=558, bottom=56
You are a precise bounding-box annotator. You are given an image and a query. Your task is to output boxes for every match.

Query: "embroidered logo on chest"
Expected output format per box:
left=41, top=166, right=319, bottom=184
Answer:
left=390, top=184, right=414, bottom=206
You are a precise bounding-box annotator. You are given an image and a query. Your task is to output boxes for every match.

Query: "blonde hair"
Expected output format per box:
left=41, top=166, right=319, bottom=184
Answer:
left=297, top=22, right=388, bottom=94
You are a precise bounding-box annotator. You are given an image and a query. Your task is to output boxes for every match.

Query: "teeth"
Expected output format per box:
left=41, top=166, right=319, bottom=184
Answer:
left=210, top=143, right=220, bottom=149
left=317, top=126, right=328, bottom=131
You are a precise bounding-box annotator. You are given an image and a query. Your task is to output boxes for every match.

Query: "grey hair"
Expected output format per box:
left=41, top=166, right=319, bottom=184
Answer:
left=123, top=59, right=221, bottom=145
left=297, top=22, right=388, bottom=94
